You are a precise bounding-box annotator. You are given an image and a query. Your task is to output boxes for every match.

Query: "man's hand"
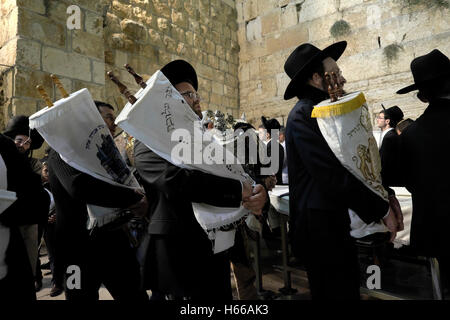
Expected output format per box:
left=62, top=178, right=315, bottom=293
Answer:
left=383, top=207, right=399, bottom=242
left=242, top=184, right=267, bottom=216
left=389, top=195, right=404, bottom=231
left=242, top=181, right=253, bottom=201
left=48, top=213, right=56, bottom=224
left=263, top=175, right=277, bottom=191
left=127, top=190, right=149, bottom=218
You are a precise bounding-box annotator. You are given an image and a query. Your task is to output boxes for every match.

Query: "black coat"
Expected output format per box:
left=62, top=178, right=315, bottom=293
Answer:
left=133, top=140, right=242, bottom=298
left=384, top=97, right=450, bottom=257
left=380, top=129, right=400, bottom=196
left=0, top=134, right=50, bottom=300
left=47, top=149, right=142, bottom=268
left=285, top=86, right=389, bottom=256
left=265, top=139, right=285, bottom=185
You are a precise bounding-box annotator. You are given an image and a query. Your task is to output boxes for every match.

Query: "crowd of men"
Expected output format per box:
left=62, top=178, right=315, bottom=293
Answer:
left=0, top=39, right=449, bottom=301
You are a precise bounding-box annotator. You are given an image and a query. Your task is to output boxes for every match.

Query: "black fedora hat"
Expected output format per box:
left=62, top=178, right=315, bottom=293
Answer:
left=160, top=59, right=198, bottom=91
left=261, top=116, right=281, bottom=131
left=3, top=115, right=44, bottom=150
left=283, top=41, right=347, bottom=100
left=397, top=49, right=450, bottom=94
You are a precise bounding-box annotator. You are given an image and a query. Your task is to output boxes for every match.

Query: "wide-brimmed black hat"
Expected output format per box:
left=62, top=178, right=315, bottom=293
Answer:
left=3, top=115, right=44, bottom=150
left=384, top=106, right=404, bottom=123
left=283, top=41, right=347, bottom=100
left=397, top=49, right=450, bottom=94
left=160, top=59, right=198, bottom=91
left=261, top=116, right=281, bottom=131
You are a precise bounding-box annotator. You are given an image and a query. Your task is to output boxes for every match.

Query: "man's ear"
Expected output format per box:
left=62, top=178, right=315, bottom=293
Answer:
left=385, top=119, right=390, bottom=126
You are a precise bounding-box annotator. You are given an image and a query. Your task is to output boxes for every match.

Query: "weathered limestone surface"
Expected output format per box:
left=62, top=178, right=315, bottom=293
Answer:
left=1, top=0, right=240, bottom=137
left=1, top=0, right=449, bottom=135
left=237, top=0, right=450, bottom=126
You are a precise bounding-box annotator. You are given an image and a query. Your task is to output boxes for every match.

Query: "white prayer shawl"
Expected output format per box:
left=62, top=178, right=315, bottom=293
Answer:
left=115, top=70, right=253, bottom=253
left=29, top=89, right=139, bottom=229
left=311, top=92, right=389, bottom=237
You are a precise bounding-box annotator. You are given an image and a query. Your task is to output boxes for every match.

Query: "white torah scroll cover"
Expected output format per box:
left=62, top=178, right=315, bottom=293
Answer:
left=311, top=91, right=389, bottom=237
left=0, top=190, right=17, bottom=215
left=115, top=70, right=253, bottom=253
left=29, top=88, right=139, bottom=229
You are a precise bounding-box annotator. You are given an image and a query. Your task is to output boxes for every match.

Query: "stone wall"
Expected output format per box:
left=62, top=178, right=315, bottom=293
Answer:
left=0, top=0, right=240, bottom=133
left=237, top=0, right=450, bottom=126
left=103, top=0, right=240, bottom=116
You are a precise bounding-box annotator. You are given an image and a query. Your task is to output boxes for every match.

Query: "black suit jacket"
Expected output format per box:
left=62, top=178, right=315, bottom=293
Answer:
left=47, top=149, right=142, bottom=266
left=285, top=86, right=389, bottom=256
left=379, top=129, right=399, bottom=190
left=133, top=140, right=242, bottom=237
left=384, top=97, right=450, bottom=256
left=265, top=139, right=285, bottom=185
left=0, top=134, right=50, bottom=300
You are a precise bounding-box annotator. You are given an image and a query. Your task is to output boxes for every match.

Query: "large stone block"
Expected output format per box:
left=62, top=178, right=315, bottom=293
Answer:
left=112, top=0, right=132, bottom=19
left=243, top=0, right=258, bottom=22
left=10, top=97, right=38, bottom=117
left=246, top=16, right=262, bottom=41
left=163, top=35, right=177, bottom=54
left=208, top=54, right=219, bottom=69
left=85, top=11, right=103, bottom=36
left=339, top=0, right=364, bottom=10
left=18, top=8, right=65, bottom=49
left=261, top=9, right=280, bottom=36
left=298, top=0, right=337, bottom=23
left=205, top=39, right=216, bottom=55
left=171, top=24, right=186, bottom=42
left=266, top=26, right=308, bottom=53
left=16, top=0, right=45, bottom=14
left=157, top=17, right=171, bottom=33
left=257, top=0, right=277, bottom=16
left=280, top=3, right=298, bottom=29
left=212, top=81, right=224, bottom=95
left=148, top=28, right=164, bottom=47
left=172, top=9, right=188, bottom=29
left=0, top=7, right=18, bottom=47
left=14, top=68, right=53, bottom=100
left=42, top=46, right=92, bottom=82
left=153, top=2, right=171, bottom=19
left=72, top=80, right=105, bottom=101
left=16, top=38, right=41, bottom=69
left=72, top=30, right=105, bottom=60
left=121, top=19, right=147, bottom=41
left=92, top=60, right=105, bottom=85
left=0, top=37, right=17, bottom=67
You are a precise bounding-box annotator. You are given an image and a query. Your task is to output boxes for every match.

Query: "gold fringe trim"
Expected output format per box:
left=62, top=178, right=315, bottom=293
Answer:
left=311, top=92, right=366, bottom=118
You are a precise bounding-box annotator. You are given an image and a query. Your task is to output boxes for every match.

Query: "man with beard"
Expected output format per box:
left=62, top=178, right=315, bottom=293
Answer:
left=3, top=115, right=46, bottom=291
left=0, top=132, right=49, bottom=300
left=134, top=60, right=268, bottom=300
left=283, top=41, right=400, bottom=299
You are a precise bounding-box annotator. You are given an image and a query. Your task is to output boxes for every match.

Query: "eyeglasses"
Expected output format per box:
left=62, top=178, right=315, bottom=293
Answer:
left=14, top=137, right=31, bottom=146
left=181, top=91, right=201, bottom=101
left=376, top=116, right=385, bottom=120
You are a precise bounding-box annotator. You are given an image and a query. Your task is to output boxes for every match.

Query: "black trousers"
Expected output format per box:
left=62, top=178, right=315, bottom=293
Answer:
left=145, top=233, right=232, bottom=301
left=63, top=228, right=148, bottom=301
left=302, top=208, right=361, bottom=300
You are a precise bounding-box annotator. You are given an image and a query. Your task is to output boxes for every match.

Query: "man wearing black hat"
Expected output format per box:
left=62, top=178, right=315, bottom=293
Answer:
left=283, top=41, right=398, bottom=299
left=261, top=116, right=285, bottom=186
left=3, top=115, right=46, bottom=291
left=134, top=60, right=268, bottom=300
left=376, top=105, right=404, bottom=191
left=386, top=49, right=450, bottom=293
left=0, top=133, right=49, bottom=300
